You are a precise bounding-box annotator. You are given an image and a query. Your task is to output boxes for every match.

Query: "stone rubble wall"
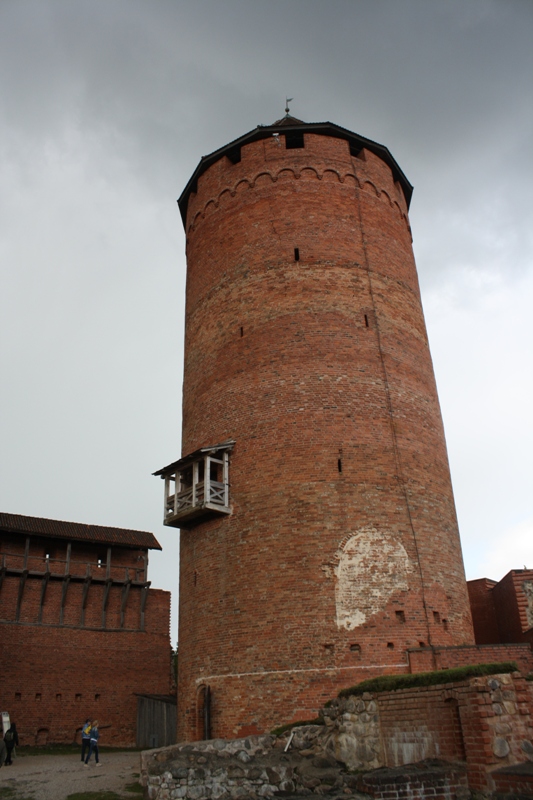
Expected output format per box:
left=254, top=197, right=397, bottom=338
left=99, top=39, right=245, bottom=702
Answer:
left=141, top=672, right=533, bottom=798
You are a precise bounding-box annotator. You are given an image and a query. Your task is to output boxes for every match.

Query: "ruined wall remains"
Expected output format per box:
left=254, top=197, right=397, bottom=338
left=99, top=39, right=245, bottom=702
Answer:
left=141, top=671, right=533, bottom=799
left=175, top=120, right=474, bottom=740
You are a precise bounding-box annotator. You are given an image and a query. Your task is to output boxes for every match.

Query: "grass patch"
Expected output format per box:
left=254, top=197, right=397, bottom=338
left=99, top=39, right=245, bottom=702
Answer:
left=338, top=661, right=519, bottom=698
left=124, top=783, right=143, bottom=795
left=271, top=717, right=324, bottom=736
left=0, top=789, right=34, bottom=800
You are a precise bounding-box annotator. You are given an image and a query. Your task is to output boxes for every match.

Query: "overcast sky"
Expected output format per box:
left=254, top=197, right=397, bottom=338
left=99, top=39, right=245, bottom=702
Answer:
left=1, top=0, right=532, bottom=643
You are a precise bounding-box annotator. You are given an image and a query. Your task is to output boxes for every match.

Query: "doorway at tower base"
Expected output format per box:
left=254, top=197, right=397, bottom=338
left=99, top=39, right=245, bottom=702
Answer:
left=143, top=667, right=533, bottom=799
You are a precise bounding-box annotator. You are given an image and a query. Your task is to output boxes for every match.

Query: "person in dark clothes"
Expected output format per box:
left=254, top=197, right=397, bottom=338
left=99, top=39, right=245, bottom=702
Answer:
left=84, top=720, right=100, bottom=766
left=0, top=734, right=7, bottom=767
left=4, top=724, right=18, bottom=765
left=80, top=718, right=91, bottom=762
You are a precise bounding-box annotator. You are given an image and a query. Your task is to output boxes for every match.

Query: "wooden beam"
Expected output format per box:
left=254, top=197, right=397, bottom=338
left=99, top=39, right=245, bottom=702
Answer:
left=38, top=560, right=51, bottom=623
left=65, top=542, right=71, bottom=575
left=15, top=570, right=28, bottom=622
left=120, top=569, right=132, bottom=628
left=59, top=576, right=71, bottom=624
left=140, top=583, right=150, bottom=631
left=81, top=567, right=92, bottom=626
left=101, top=578, right=112, bottom=628
left=106, top=547, right=112, bottom=579
left=23, top=536, right=30, bottom=569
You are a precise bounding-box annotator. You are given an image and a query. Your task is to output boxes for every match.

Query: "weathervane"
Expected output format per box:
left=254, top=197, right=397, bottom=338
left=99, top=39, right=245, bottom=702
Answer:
left=285, top=97, right=293, bottom=116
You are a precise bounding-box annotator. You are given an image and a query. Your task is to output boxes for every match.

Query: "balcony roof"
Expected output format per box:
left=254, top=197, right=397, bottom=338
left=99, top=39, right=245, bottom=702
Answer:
left=153, top=440, right=235, bottom=478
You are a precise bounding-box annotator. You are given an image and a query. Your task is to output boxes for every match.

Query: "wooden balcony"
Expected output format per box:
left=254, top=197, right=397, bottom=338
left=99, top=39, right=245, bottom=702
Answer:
left=154, top=441, right=234, bottom=528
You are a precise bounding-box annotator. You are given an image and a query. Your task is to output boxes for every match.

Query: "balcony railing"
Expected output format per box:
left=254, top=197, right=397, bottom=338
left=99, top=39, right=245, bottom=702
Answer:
left=155, top=442, right=234, bottom=528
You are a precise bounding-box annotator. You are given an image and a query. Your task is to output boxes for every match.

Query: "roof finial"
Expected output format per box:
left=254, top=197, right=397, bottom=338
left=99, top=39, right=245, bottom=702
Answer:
left=285, top=97, right=293, bottom=116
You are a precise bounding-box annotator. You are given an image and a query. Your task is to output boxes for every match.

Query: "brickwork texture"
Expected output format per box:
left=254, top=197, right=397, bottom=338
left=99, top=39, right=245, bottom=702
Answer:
left=0, top=525, right=172, bottom=746
left=176, top=121, right=475, bottom=740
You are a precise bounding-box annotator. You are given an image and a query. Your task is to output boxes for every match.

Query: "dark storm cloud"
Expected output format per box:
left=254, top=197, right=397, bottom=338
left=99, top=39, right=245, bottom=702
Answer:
left=1, top=1, right=532, bottom=636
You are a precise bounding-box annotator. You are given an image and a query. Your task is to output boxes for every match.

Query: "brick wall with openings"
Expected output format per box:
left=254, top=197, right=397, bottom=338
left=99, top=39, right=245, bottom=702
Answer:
left=176, top=122, right=475, bottom=740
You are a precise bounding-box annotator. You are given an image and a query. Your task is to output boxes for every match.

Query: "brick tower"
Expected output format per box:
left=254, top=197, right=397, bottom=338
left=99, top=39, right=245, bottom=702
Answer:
left=155, top=116, right=475, bottom=741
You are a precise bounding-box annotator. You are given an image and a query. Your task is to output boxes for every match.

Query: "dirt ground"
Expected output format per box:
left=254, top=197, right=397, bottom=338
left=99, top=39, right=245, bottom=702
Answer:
left=0, top=750, right=142, bottom=799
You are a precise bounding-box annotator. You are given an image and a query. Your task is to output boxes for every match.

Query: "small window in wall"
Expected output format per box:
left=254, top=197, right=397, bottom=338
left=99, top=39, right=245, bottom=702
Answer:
left=285, top=132, right=304, bottom=149
left=35, top=693, right=42, bottom=701
left=433, top=611, right=441, bottom=624
left=75, top=694, right=82, bottom=702
left=155, top=441, right=235, bottom=528
left=95, top=693, right=100, bottom=702
left=350, top=643, right=361, bottom=654
left=15, top=693, right=21, bottom=701
left=395, top=610, right=406, bottom=623
left=56, top=693, right=62, bottom=701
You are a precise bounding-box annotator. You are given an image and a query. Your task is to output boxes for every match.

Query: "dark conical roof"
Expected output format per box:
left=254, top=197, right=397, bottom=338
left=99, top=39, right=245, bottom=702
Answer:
left=178, top=119, right=413, bottom=224
left=273, top=114, right=305, bottom=126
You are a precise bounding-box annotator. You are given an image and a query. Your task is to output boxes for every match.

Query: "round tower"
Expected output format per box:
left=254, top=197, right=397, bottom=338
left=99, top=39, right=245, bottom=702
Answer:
left=162, top=116, right=474, bottom=741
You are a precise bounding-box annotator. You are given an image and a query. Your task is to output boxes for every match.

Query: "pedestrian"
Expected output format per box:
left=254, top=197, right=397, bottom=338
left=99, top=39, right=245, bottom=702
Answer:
left=80, top=718, right=91, bottom=762
left=0, top=734, right=6, bottom=768
left=84, top=720, right=100, bottom=766
left=4, top=723, right=18, bottom=765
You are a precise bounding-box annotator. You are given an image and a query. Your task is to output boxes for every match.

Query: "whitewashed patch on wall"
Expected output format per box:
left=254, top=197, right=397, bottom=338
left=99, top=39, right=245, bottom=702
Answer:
left=334, top=528, right=413, bottom=630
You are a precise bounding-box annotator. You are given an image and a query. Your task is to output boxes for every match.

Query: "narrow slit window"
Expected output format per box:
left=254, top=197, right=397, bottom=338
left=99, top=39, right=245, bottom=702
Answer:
left=433, top=611, right=441, bottom=624
left=294, top=247, right=300, bottom=262
left=240, top=326, right=244, bottom=337
left=364, top=314, right=369, bottom=328
left=350, top=643, right=361, bottom=653
left=337, top=458, right=342, bottom=473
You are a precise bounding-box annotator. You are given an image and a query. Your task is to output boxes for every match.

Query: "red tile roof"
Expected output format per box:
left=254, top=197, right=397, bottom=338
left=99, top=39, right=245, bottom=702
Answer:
left=0, top=512, right=161, bottom=550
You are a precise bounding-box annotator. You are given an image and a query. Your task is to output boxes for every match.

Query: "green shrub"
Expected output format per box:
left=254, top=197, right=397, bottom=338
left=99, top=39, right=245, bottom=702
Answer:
left=338, top=662, right=518, bottom=698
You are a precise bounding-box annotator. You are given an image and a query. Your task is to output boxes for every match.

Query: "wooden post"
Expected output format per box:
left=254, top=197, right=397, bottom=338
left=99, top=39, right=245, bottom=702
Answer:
left=23, top=536, right=30, bottom=569
left=192, top=461, right=198, bottom=507
left=59, top=576, right=71, bottom=624
left=223, top=451, right=229, bottom=507
left=205, top=456, right=210, bottom=504
left=81, top=565, right=92, bottom=627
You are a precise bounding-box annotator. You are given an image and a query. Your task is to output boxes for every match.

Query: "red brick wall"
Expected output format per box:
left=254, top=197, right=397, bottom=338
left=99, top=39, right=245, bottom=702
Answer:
left=467, top=578, right=499, bottom=643
left=373, top=673, right=533, bottom=791
left=408, top=643, right=533, bottom=675
left=468, top=570, right=533, bottom=646
left=0, top=584, right=171, bottom=746
left=177, top=128, right=474, bottom=740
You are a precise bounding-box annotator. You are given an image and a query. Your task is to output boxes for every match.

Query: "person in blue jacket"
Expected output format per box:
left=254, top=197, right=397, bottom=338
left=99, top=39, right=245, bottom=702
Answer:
left=84, top=720, right=100, bottom=766
left=80, top=718, right=91, bottom=762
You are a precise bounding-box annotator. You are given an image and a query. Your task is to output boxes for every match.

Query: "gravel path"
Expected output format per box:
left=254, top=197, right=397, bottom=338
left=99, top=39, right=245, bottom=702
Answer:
left=0, top=750, right=141, bottom=799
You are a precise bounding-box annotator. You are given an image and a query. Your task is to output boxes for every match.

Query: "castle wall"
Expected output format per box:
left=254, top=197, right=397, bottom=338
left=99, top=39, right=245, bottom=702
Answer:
left=0, top=521, right=172, bottom=746
left=0, top=583, right=171, bottom=746
left=176, top=126, right=474, bottom=740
